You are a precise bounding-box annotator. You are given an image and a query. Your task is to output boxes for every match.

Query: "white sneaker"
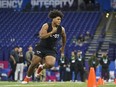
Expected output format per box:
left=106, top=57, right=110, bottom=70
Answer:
left=21, top=76, right=30, bottom=84
left=22, top=81, right=28, bottom=84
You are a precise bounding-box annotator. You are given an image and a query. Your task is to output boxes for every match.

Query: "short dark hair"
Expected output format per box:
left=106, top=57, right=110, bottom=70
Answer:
left=14, top=46, right=19, bottom=49
left=48, top=10, right=64, bottom=19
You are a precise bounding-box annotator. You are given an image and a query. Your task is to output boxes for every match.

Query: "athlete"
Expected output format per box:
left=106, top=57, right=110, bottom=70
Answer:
left=22, top=10, right=66, bottom=83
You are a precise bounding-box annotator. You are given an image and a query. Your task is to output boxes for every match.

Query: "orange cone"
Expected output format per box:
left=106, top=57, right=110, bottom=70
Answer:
left=87, top=67, right=97, bottom=87
left=97, top=78, right=104, bottom=86
left=114, top=79, right=116, bottom=84
left=97, top=78, right=102, bottom=86
left=101, top=79, right=104, bottom=85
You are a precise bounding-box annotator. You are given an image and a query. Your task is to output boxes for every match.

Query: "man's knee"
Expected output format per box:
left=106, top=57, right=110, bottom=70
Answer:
left=46, top=63, right=54, bottom=69
left=45, top=56, right=56, bottom=69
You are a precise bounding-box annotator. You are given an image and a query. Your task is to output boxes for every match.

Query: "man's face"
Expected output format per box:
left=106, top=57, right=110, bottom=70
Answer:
left=77, top=52, right=80, bottom=55
left=71, top=52, right=74, bottom=56
left=15, top=47, right=19, bottom=52
left=29, top=47, right=33, bottom=52
left=61, top=53, right=64, bottom=57
left=53, top=16, right=61, bottom=26
left=18, top=47, right=22, bottom=52
left=103, top=53, right=107, bottom=58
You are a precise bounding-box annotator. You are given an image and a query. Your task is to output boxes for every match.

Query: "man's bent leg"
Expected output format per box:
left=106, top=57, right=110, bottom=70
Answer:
left=37, top=56, right=56, bottom=75
left=22, top=55, right=41, bottom=84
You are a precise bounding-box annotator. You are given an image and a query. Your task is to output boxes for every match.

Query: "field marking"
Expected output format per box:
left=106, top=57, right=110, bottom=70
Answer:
left=2, top=84, right=116, bottom=87
left=1, top=84, right=116, bottom=87
left=0, top=81, right=83, bottom=84
left=0, top=81, right=116, bottom=87
left=2, top=84, right=56, bottom=87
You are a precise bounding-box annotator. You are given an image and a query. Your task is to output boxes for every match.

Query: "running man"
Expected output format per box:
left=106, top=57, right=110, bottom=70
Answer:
left=22, top=10, right=66, bottom=83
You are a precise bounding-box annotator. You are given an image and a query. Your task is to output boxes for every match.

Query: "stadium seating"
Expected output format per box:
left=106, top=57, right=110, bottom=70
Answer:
left=0, top=11, right=101, bottom=61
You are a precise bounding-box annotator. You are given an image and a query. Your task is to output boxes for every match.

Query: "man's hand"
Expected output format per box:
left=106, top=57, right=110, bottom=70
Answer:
left=51, top=27, right=57, bottom=34
left=63, top=65, right=66, bottom=67
left=14, top=61, right=16, bottom=65
left=60, top=46, right=65, bottom=54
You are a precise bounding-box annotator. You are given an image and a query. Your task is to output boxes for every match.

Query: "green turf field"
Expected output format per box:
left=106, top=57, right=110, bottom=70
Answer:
left=0, top=81, right=116, bottom=87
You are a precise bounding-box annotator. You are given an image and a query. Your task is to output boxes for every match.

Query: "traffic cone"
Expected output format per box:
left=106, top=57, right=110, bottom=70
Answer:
left=101, top=79, right=104, bottom=85
left=97, top=78, right=102, bottom=86
left=97, top=78, right=104, bottom=86
left=87, top=67, right=97, bottom=87
left=114, top=78, right=116, bottom=84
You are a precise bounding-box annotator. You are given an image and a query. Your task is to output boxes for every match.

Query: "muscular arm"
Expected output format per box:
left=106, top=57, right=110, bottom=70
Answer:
left=60, top=27, right=66, bottom=53
left=39, top=23, right=53, bottom=39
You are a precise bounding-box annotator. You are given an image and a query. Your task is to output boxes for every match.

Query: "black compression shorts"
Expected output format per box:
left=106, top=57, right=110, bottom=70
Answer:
left=34, top=44, right=57, bottom=58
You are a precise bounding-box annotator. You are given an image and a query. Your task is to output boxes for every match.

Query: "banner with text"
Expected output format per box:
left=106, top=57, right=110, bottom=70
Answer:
left=111, top=0, right=116, bottom=9
left=0, top=0, right=78, bottom=11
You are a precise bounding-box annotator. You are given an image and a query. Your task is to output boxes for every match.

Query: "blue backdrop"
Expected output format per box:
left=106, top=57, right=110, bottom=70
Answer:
left=0, top=0, right=115, bottom=11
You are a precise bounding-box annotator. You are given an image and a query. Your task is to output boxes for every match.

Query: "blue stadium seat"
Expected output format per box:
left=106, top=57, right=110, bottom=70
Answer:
left=0, top=11, right=102, bottom=61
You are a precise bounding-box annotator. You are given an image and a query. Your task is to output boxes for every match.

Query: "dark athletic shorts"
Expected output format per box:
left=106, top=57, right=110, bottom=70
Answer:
left=34, top=44, right=57, bottom=58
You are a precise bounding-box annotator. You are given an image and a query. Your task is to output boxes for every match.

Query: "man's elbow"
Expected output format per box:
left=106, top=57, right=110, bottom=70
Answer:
left=39, top=36, right=44, bottom=39
left=39, top=35, right=47, bottom=39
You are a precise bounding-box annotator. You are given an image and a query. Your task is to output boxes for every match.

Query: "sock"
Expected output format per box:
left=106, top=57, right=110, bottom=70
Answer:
left=42, top=64, right=46, bottom=69
left=26, top=76, right=31, bottom=78
left=37, top=64, right=45, bottom=74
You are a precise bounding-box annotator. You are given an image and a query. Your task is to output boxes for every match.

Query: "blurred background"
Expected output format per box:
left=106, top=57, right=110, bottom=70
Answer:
left=0, top=0, right=116, bottom=82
